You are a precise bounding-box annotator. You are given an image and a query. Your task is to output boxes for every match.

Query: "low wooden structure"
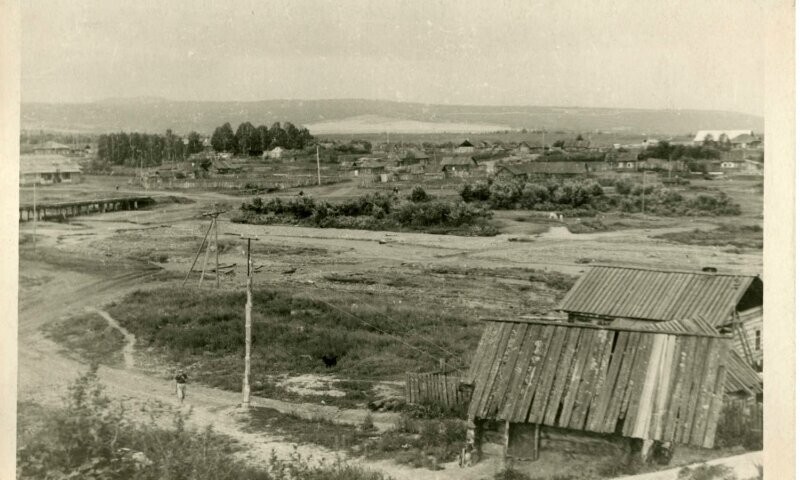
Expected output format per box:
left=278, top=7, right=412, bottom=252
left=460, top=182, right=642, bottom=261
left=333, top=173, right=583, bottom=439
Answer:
left=405, top=370, right=471, bottom=412
left=465, top=317, right=737, bottom=462
left=19, top=196, right=154, bottom=222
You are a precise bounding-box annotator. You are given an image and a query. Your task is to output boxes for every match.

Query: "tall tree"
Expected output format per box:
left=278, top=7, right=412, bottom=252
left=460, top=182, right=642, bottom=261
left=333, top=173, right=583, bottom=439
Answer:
left=235, top=122, right=259, bottom=155
left=256, top=125, right=271, bottom=152
left=186, top=131, right=203, bottom=154
left=211, top=122, right=236, bottom=152
left=268, top=122, right=287, bottom=149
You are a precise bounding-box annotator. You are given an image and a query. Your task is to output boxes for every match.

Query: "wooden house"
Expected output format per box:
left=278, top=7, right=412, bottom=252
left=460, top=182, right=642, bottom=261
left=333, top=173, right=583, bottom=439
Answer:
left=455, top=140, right=476, bottom=154
left=464, top=316, right=760, bottom=462
left=32, top=141, right=75, bottom=156
left=440, top=156, right=478, bottom=178
left=558, top=266, right=763, bottom=371
left=494, top=161, right=606, bottom=180
left=20, top=155, right=83, bottom=186
left=398, top=150, right=430, bottom=166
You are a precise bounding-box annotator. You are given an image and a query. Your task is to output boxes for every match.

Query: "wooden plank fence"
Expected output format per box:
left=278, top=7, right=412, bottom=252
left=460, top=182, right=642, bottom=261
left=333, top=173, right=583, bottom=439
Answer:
left=405, top=371, right=472, bottom=411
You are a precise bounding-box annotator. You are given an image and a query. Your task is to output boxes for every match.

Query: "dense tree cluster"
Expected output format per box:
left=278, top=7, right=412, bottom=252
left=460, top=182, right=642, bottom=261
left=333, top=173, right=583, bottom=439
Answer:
left=96, top=129, right=203, bottom=166
left=638, top=141, right=721, bottom=161
left=211, top=121, right=314, bottom=154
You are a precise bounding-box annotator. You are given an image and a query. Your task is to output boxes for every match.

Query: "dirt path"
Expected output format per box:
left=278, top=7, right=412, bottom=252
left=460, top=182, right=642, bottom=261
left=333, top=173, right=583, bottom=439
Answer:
left=91, top=308, right=137, bottom=369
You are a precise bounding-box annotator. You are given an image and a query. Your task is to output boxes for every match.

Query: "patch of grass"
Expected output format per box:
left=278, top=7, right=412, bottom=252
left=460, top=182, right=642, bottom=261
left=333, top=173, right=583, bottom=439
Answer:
left=107, top=285, right=480, bottom=385
left=654, top=224, right=762, bottom=249
left=44, top=313, right=125, bottom=366
left=242, top=407, right=465, bottom=470
left=324, top=274, right=377, bottom=285
left=677, top=464, right=736, bottom=480
left=528, top=269, right=577, bottom=292
left=566, top=218, right=608, bottom=234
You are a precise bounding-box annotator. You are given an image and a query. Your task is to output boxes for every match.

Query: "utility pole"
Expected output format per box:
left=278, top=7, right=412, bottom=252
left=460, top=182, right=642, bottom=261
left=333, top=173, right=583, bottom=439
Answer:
left=183, top=208, right=227, bottom=287
left=641, top=170, right=646, bottom=214
left=316, top=145, right=321, bottom=186
left=239, top=234, right=259, bottom=409
left=32, top=180, right=37, bottom=253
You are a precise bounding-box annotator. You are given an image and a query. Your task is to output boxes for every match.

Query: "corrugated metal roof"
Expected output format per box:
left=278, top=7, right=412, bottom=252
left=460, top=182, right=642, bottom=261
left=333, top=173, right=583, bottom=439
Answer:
left=20, top=155, right=82, bottom=174
left=558, top=266, right=759, bottom=327
left=466, top=318, right=730, bottom=447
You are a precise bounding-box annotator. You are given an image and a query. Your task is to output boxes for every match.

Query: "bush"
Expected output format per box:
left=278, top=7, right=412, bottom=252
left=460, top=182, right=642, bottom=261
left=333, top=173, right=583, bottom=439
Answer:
left=235, top=193, right=495, bottom=236
left=715, top=401, right=762, bottom=450
left=410, top=186, right=430, bottom=202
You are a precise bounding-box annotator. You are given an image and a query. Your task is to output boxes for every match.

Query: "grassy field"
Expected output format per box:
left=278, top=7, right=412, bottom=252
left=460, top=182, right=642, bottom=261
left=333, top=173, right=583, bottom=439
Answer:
left=653, top=224, right=762, bottom=251
left=241, top=407, right=466, bottom=470
left=53, top=264, right=573, bottom=405
left=44, top=312, right=125, bottom=366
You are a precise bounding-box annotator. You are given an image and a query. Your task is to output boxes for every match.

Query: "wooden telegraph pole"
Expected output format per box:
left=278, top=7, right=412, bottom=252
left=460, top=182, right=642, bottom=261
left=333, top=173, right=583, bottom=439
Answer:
left=239, top=234, right=259, bottom=409
left=183, top=208, right=226, bottom=287
left=316, top=145, right=322, bottom=186
left=32, top=180, right=37, bottom=253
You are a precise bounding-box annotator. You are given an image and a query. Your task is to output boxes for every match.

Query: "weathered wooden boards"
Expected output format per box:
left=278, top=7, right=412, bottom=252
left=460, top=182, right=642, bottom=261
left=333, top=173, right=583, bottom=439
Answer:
left=466, top=319, right=732, bottom=448
left=406, top=371, right=470, bottom=410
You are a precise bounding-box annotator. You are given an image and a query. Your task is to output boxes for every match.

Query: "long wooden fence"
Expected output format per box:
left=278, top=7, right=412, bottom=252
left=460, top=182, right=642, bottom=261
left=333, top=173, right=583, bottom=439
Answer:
left=405, top=371, right=472, bottom=411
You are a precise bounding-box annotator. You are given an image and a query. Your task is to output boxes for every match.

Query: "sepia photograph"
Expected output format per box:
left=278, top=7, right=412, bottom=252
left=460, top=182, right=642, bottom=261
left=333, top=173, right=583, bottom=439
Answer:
left=1, top=1, right=795, bottom=479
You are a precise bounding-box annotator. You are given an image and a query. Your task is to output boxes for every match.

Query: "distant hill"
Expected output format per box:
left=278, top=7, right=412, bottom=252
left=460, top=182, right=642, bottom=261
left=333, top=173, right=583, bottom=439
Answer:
left=21, top=98, right=763, bottom=136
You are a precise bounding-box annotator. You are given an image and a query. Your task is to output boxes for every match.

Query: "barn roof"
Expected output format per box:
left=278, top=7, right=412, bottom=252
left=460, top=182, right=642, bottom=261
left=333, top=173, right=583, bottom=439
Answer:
left=558, top=266, right=761, bottom=326
left=466, top=317, right=733, bottom=447
left=19, top=155, right=82, bottom=174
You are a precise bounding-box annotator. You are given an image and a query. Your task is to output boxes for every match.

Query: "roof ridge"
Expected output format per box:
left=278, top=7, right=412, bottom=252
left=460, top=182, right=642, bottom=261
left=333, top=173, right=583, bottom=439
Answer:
left=586, top=264, right=759, bottom=278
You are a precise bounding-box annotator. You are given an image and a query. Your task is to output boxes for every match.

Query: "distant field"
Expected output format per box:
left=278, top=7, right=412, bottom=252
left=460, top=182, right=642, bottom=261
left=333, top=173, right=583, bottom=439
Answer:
left=307, top=114, right=511, bottom=134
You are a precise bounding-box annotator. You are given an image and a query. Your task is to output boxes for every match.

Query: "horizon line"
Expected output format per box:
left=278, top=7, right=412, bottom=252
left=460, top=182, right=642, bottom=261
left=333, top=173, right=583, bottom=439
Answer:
left=20, top=96, right=764, bottom=118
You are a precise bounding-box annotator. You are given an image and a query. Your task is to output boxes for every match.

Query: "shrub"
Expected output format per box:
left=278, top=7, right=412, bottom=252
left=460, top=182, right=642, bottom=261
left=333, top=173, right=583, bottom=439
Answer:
left=410, top=186, right=430, bottom=202
left=677, top=464, right=736, bottom=480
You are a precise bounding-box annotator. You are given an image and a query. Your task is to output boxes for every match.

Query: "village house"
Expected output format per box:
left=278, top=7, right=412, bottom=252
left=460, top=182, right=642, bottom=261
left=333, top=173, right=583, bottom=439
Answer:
left=353, top=157, right=388, bottom=177
left=638, top=158, right=686, bottom=172
left=397, top=150, right=431, bottom=167
left=557, top=265, right=763, bottom=370
left=440, top=156, right=478, bottom=178
left=455, top=140, right=476, bottom=154
left=32, top=141, right=77, bottom=156
left=20, top=155, right=83, bottom=186
left=729, top=133, right=762, bottom=149
left=495, top=160, right=607, bottom=180
left=462, top=314, right=762, bottom=463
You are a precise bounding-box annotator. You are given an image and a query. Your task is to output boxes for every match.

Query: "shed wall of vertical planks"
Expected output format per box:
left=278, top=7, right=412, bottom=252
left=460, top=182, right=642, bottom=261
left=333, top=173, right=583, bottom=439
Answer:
left=466, top=319, right=739, bottom=448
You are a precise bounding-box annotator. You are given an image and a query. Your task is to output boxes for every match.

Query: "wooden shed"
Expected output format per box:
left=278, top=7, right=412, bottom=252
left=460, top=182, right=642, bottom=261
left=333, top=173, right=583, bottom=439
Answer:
left=464, top=317, right=741, bottom=461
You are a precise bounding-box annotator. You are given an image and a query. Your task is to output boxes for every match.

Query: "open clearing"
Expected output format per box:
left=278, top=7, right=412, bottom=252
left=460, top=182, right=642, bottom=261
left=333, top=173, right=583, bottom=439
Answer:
left=18, top=175, right=762, bottom=479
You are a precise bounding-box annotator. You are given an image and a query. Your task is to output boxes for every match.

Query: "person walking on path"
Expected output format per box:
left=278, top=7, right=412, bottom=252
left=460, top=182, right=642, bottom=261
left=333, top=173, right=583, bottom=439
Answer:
left=175, top=370, right=188, bottom=405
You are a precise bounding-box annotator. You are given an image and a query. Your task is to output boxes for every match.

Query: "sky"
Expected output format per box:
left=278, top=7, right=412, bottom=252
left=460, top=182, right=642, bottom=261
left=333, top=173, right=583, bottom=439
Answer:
left=22, top=0, right=766, bottom=115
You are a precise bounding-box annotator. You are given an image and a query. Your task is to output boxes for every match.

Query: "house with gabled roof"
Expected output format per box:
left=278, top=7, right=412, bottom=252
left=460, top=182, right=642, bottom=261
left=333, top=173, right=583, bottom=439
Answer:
left=455, top=140, right=475, bottom=154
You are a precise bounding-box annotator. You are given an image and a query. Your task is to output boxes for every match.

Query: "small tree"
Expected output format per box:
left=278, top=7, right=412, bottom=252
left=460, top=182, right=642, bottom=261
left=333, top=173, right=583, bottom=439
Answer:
left=410, top=186, right=430, bottom=202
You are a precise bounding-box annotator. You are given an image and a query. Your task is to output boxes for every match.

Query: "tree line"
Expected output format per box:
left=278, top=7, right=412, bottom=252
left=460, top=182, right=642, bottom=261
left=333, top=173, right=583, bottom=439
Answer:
left=97, top=130, right=204, bottom=167
left=211, top=121, right=314, bottom=155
